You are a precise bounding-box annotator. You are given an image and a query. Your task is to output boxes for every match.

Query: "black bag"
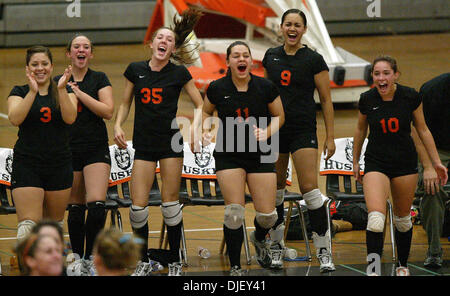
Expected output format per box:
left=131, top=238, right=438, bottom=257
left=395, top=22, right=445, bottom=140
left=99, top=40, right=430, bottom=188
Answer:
left=285, top=206, right=312, bottom=240
left=333, top=201, right=368, bottom=230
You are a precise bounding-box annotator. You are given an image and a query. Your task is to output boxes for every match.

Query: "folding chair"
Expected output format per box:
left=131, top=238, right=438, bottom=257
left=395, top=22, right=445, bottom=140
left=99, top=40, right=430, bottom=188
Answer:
left=325, top=173, right=397, bottom=261
left=0, top=183, right=16, bottom=215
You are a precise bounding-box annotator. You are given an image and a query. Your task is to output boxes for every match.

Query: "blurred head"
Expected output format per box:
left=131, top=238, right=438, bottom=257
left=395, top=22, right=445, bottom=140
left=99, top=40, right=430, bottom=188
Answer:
left=371, top=55, right=399, bottom=97
left=31, top=220, right=64, bottom=252
left=26, top=46, right=54, bottom=85
left=21, top=234, right=64, bottom=276
left=280, top=9, right=307, bottom=48
left=93, top=229, right=142, bottom=276
left=226, top=41, right=252, bottom=80
left=66, top=34, right=94, bottom=69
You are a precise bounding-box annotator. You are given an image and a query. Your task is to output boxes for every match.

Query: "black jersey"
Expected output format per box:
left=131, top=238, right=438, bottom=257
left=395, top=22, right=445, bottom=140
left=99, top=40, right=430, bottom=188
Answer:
left=8, top=84, right=72, bottom=167
left=124, top=60, right=192, bottom=152
left=207, top=72, right=279, bottom=158
left=262, top=45, right=328, bottom=134
left=359, top=84, right=422, bottom=169
left=419, top=73, right=450, bottom=151
left=55, top=68, right=111, bottom=152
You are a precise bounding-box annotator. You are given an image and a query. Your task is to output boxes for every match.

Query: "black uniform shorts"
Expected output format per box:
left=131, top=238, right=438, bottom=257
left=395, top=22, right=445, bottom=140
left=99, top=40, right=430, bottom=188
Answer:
left=279, top=131, right=318, bottom=154
left=134, top=149, right=183, bottom=162
left=214, top=154, right=275, bottom=174
left=72, top=144, right=111, bottom=172
left=364, top=158, right=418, bottom=179
left=11, top=160, right=73, bottom=191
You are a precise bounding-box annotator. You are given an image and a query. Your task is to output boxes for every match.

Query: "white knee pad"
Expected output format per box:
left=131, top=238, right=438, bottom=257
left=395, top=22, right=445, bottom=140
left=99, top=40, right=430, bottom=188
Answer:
left=17, top=220, right=36, bottom=242
left=394, top=215, right=412, bottom=232
left=366, top=211, right=386, bottom=233
left=276, top=189, right=285, bottom=206
left=255, top=209, right=278, bottom=229
left=129, top=205, right=149, bottom=229
left=303, top=189, right=324, bottom=210
left=269, top=223, right=285, bottom=244
left=224, top=204, right=245, bottom=230
left=161, top=201, right=183, bottom=226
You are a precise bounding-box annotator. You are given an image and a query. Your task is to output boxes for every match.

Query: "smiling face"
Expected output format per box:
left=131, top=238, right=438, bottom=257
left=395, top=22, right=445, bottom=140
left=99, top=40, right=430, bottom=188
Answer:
left=27, top=53, right=53, bottom=85
left=281, top=12, right=307, bottom=48
left=67, top=35, right=93, bottom=69
left=25, top=236, right=63, bottom=276
left=226, top=44, right=252, bottom=80
left=372, top=60, right=399, bottom=97
left=150, top=28, right=176, bottom=62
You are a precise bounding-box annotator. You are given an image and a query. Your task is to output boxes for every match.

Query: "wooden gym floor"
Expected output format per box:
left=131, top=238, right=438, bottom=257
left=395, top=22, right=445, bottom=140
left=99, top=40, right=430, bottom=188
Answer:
left=0, top=33, right=449, bottom=276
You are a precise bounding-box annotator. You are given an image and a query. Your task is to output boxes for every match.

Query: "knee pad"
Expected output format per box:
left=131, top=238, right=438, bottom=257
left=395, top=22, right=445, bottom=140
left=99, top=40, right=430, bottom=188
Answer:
left=303, top=189, right=324, bottom=210
left=224, top=204, right=245, bottom=230
left=276, top=189, right=285, bottom=206
left=394, top=215, right=412, bottom=232
left=255, top=209, right=278, bottom=229
left=366, top=211, right=386, bottom=233
left=269, top=223, right=285, bottom=244
left=17, top=220, right=36, bottom=242
left=129, top=204, right=149, bottom=229
left=161, top=201, right=183, bottom=226
left=87, top=201, right=106, bottom=222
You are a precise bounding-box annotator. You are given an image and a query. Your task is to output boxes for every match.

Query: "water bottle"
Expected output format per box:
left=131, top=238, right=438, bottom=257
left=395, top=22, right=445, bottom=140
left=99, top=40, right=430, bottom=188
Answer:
left=284, top=248, right=298, bottom=259
left=198, top=246, right=211, bottom=259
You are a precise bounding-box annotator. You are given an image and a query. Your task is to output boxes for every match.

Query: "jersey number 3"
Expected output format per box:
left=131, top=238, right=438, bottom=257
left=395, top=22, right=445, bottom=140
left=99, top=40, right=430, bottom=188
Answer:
left=40, top=107, right=51, bottom=123
left=141, top=88, right=163, bottom=104
left=280, top=70, right=291, bottom=86
left=380, top=117, right=399, bottom=133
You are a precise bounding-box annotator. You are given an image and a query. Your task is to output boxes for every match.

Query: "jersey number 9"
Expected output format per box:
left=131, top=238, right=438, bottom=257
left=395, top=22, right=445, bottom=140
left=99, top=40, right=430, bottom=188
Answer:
left=281, top=70, right=291, bottom=86
left=141, top=88, right=163, bottom=104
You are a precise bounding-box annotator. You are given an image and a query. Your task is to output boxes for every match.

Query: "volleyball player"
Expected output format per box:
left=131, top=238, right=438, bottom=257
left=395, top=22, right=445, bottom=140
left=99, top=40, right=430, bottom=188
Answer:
left=353, top=56, right=448, bottom=276
left=7, top=46, right=77, bottom=245
left=262, top=9, right=336, bottom=272
left=202, top=41, right=284, bottom=275
left=114, top=9, right=204, bottom=276
left=58, top=35, right=114, bottom=276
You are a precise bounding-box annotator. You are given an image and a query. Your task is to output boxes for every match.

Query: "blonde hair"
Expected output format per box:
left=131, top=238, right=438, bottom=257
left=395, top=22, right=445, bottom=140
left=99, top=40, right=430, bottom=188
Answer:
left=148, top=8, right=203, bottom=65
left=94, top=229, right=142, bottom=272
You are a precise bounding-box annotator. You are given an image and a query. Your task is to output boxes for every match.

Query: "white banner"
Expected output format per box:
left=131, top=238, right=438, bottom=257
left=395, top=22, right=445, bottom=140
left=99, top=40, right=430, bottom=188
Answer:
left=319, top=137, right=368, bottom=175
left=0, top=148, right=13, bottom=186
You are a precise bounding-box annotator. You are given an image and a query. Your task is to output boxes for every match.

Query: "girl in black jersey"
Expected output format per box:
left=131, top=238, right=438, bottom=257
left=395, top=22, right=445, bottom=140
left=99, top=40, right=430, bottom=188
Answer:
left=353, top=56, right=448, bottom=276
left=62, top=35, right=114, bottom=276
left=262, top=9, right=336, bottom=272
left=202, top=41, right=285, bottom=275
left=7, top=46, right=78, bottom=245
left=114, top=9, right=203, bottom=276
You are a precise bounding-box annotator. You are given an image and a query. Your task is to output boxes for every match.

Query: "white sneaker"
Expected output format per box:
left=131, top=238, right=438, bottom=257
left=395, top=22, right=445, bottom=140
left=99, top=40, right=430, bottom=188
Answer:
left=67, top=259, right=83, bottom=276
left=82, top=258, right=96, bottom=276
left=230, top=265, right=245, bottom=276
left=312, top=230, right=336, bottom=273
left=168, top=262, right=183, bottom=276
left=395, top=266, right=410, bottom=276
left=250, top=231, right=271, bottom=268
left=269, top=243, right=284, bottom=269
left=131, top=260, right=152, bottom=276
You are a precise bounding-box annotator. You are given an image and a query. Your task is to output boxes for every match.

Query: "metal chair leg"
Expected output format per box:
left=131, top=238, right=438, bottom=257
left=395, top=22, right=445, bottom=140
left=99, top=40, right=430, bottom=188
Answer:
left=295, top=201, right=312, bottom=261
left=242, top=220, right=251, bottom=265
left=109, top=209, right=116, bottom=228
left=324, top=199, right=333, bottom=252
left=116, top=210, right=123, bottom=232
left=160, top=222, right=166, bottom=249
left=180, top=222, right=188, bottom=266
left=284, top=201, right=293, bottom=241
left=387, top=200, right=397, bottom=262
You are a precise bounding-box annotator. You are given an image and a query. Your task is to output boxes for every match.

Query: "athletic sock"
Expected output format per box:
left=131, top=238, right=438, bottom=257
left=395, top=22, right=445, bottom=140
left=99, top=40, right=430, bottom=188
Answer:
left=308, top=205, right=328, bottom=236
left=67, top=204, right=86, bottom=259
left=395, top=228, right=413, bottom=267
left=223, top=224, right=244, bottom=268
left=84, top=201, right=106, bottom=258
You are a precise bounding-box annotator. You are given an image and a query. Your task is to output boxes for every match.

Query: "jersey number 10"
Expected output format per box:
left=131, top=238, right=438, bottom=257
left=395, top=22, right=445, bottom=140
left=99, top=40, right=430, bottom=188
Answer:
left=379, top=117, right=399, bottom=133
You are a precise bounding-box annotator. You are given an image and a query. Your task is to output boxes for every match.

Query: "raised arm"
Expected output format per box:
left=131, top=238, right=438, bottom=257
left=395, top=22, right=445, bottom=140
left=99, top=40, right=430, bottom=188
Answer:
left=113, top=78, right=134, bottom=148
left=57, top=66, right=78, bottom=124
left=68, top=83, right=114, bottom=120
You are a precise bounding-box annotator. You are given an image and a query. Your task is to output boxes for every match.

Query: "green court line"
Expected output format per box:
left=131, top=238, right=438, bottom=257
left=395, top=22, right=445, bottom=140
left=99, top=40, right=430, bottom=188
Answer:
left=339, top=263, right=367, bottom=275
left=408, top=263, right=442, bottom=276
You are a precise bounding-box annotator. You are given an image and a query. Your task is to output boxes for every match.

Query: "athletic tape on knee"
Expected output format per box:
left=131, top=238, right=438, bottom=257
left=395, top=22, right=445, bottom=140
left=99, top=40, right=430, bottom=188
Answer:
left=224, top=204, right=245, bottom=230
left=394, top=215, right=412, bottom=232
left=269, top=223, right=285, bottom=244
left=161, top=201, right=182, bottom=226
left=366, top=211, right=386, bottom=233
left=255, top=209, right=278, bottom=229
left=129, top=205, right=149, bottom=229
left=303, top=189, right=324, bottom=210
left=17, top=220, right=36, bottom=242
left=276, top=189, right=285, bottom=206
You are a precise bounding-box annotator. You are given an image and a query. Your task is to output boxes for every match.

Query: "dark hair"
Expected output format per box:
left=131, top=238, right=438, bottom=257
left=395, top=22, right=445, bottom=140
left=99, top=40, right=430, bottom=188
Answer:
left=372, top=55, right=399, bottom=73
left=26, top=45, right=59, bottom=109
left=281, top=9, right=307, bottom=27
left=15, top=234, right=52, bottom=276
left=226, top=40, right=252, bottom=61
left=150, top=8, right=203, bottom=65
left=66, top=33, right=94, bottom=53
left=31, top=220, right=64, bottom=243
